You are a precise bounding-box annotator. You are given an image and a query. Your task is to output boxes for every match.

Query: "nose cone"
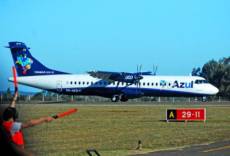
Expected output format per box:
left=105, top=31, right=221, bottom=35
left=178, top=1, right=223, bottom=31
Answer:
left=211, top=85, right=219, bottom=95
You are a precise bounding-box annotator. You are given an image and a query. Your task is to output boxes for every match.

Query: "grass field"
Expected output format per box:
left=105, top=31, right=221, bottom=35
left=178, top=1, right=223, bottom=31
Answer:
left=16, top=103, right=230, bottom=156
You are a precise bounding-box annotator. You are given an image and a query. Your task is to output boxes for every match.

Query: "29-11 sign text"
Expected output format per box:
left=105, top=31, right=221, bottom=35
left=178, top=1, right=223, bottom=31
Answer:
left=166, top=108, right=206, bottom=121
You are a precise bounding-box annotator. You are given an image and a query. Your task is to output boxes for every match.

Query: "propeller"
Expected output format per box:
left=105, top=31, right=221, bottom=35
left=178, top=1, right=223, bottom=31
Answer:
left=152, top=64, right=158, bottom=76
left=135, top=64, right=143, bottom=90
left=115, top=65, right=144, bottom=91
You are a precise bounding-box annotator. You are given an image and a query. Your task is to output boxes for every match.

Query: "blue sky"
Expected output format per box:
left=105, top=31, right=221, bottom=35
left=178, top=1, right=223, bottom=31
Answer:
left=0, top=0, right=230, bottom=92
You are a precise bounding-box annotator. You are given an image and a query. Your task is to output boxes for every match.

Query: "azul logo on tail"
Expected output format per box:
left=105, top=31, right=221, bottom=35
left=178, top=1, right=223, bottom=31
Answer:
left=7, top=42, right=68, bottom=76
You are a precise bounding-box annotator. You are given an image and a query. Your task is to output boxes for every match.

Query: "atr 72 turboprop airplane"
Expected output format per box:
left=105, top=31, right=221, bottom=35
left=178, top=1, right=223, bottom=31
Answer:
left=7, top=42, right=219, bottom=102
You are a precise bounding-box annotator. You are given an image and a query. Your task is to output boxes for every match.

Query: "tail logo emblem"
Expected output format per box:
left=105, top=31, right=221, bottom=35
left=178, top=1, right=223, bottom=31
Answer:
left=16, top=54, right=33, bottom=75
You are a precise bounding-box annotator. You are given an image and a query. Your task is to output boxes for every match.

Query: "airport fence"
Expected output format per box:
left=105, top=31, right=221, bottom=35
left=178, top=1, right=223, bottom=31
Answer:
left=0, top=91, right=229, bottom=104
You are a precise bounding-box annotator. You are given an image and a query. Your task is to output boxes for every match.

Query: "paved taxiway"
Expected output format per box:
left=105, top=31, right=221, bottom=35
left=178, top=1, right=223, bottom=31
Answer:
left=134, top=140, right=230, bottom=156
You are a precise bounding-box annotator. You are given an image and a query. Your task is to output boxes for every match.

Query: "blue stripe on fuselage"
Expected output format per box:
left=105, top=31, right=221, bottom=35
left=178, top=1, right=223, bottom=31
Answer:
left=48, top=87, right=208, bottom=97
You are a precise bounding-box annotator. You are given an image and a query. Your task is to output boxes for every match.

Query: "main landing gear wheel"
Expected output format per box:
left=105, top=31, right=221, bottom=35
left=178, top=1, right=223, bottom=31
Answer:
left=120, top=95, right=128, bottom=102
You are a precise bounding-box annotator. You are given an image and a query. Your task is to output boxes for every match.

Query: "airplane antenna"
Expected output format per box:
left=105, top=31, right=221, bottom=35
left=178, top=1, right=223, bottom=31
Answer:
left=136, top=64, right=143, bottom=91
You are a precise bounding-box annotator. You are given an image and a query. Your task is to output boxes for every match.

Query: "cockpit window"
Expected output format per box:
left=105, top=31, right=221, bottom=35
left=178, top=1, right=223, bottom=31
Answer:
left=195, top=80, right=208, bottom=84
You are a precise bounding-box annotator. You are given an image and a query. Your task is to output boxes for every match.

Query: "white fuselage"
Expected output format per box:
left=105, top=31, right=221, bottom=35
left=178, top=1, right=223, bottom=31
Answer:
left=9, top=74, right=219, bottom=98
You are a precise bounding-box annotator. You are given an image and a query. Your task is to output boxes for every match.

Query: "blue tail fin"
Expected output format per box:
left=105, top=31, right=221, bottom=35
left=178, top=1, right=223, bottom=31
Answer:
left=8, top=42, right=68, bottom=76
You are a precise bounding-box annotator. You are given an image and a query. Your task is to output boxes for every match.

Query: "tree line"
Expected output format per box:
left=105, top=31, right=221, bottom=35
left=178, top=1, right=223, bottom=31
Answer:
left=192, top=56, right=230, bottom=98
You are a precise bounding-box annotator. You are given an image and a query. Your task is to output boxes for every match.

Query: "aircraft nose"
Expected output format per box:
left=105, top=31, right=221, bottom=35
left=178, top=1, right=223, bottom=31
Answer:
left=211, top=85, right=219, bottom=95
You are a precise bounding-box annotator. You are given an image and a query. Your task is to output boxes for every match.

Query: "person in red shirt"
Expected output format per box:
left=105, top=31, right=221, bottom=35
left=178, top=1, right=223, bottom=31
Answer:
left=1, top=90, right=53, bottom=155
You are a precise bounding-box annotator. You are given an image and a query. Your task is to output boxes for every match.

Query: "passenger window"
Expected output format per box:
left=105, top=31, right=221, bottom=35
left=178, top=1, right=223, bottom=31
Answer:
left=156, top=83, right=158, bottom=86
left=70, top=81, right=73, bottom=85
left=152, top=83, right=154, bottom=86
left=79, top=82, right=81, bottom=85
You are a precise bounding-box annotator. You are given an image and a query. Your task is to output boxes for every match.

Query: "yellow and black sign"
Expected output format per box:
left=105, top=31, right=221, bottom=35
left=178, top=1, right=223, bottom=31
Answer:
left=166, top=109, right=176, bottom=120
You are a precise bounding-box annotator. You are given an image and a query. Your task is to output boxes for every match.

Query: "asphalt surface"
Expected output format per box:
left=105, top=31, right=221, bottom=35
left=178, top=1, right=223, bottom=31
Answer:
left=134, top=140, right=230, bottom=156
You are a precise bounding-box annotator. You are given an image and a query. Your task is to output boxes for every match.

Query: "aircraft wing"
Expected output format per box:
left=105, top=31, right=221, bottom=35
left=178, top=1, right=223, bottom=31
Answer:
left=88, top=71, right=123, bottom=82
left=88, top=71, right=152, bottom=83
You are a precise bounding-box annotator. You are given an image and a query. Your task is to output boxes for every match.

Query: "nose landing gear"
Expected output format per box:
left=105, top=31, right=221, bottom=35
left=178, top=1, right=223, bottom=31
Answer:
left=111, top=95, right=120, bottom=102
left=202, top=96, right=207, bottom=102
left=111, top=94, right=129, bottom=102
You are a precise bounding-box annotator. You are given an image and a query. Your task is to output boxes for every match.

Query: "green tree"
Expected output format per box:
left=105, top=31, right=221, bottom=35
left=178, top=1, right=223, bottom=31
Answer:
left=201, top=59, right=224, bottom=89
left=191, top=67, right=201, bottom=76
left=219, top=57, right=230, bottom=97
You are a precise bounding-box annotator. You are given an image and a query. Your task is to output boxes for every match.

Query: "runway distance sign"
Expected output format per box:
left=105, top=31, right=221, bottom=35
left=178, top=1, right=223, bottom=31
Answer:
left=166, top=108, right=206, bottom=121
